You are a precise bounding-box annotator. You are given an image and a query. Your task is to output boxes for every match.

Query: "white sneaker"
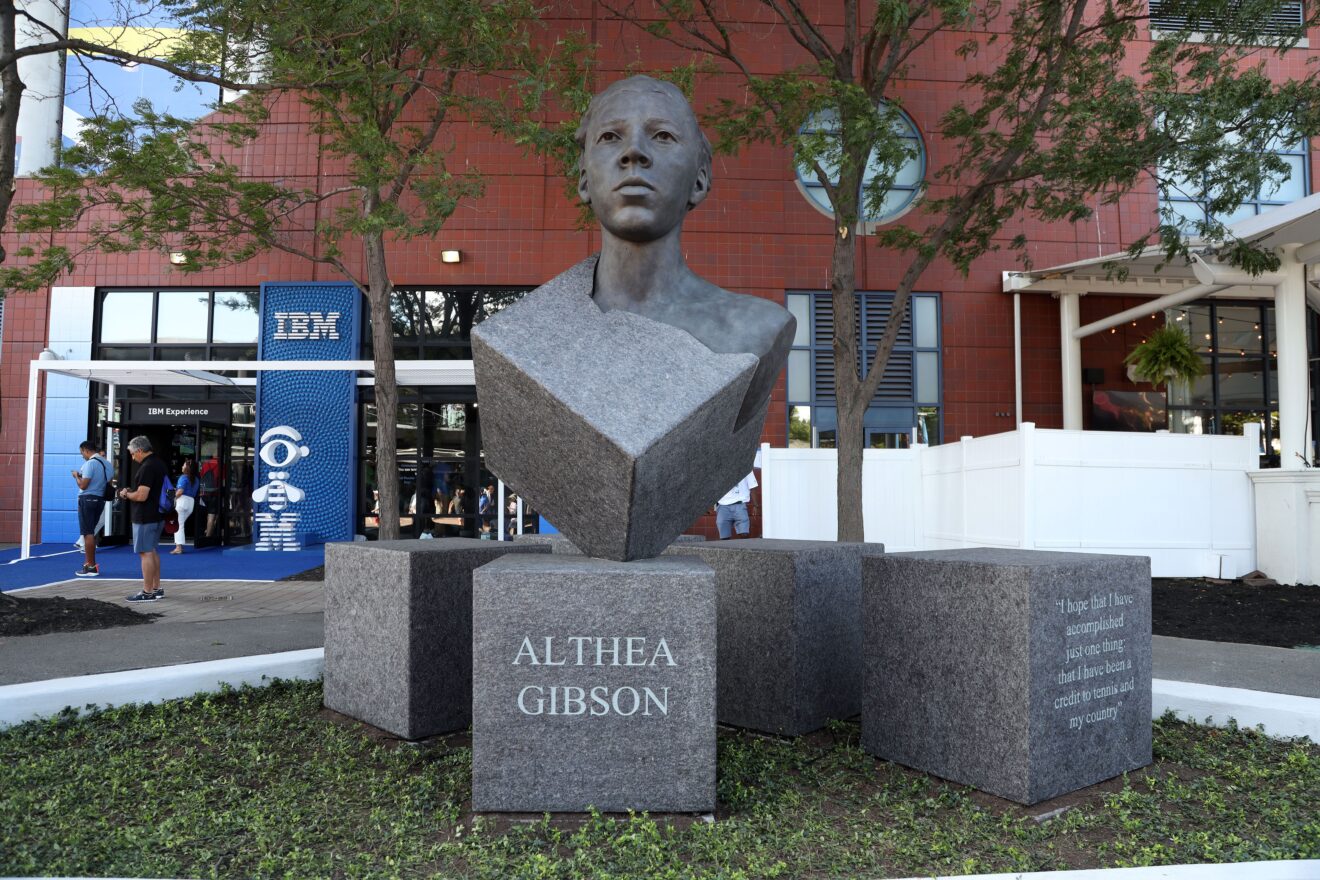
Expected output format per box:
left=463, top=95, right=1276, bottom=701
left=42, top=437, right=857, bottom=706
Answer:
left=74, top=539, right=84, bottom=550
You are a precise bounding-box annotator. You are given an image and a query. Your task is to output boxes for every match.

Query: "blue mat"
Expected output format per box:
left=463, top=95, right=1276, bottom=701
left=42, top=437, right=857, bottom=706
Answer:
left=0, top=543, right=325, bottom=591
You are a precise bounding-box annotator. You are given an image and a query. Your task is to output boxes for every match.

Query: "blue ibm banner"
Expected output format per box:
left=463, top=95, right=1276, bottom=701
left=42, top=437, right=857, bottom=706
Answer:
left=255, top=282, right=361, bottom=549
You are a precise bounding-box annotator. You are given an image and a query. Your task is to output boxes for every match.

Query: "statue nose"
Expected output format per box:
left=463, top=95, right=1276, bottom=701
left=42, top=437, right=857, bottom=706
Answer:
left=620, top=139, right=652, bottom=167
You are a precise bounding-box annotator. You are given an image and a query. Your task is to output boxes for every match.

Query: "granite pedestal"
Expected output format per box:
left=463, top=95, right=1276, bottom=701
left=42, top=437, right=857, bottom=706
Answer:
left=517, top=532, right=705, bottom=555
left=472, top=554, right=717, bottom=813
left=324, top=538, right=550, bottom=739
left=862, top=548, right=1152, bottom=805
left=662, top=538, right=883, bottom=735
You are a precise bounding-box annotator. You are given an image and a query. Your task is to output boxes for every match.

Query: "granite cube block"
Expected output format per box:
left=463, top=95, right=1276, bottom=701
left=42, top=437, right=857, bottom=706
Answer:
left=472, top=257, right=765, bottom=561
left=324, top=538, right=550, bottom=739
left=663, top=538, right=882, bottom=735
left=862, top=548, right=1152, bottom=805
left=472, top=554, right=716, bottom=812
left=517, top=532, right=706, bottom=555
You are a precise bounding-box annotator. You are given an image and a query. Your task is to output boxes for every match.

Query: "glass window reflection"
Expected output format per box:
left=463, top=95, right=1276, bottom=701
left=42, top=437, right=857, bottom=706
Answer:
left=157, top=291, right=210, bottom=343
left=212, top=291, right=259, bottom=343
left=100, top=291, right=154, bottom=343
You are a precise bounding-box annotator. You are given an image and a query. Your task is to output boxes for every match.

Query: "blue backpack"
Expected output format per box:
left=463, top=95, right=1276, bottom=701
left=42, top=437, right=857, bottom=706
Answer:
left=159, top=475, right=176, bottom=514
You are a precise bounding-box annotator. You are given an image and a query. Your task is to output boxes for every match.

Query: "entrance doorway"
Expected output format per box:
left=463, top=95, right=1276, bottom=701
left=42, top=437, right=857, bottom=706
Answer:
left=103, top=417, right=253, bottom=547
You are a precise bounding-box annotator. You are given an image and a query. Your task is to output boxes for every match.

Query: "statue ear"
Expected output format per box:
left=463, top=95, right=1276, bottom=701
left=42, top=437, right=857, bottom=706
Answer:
left=577, top=167, right=591, bottom=205
left=688, top=164, right=710, bottom=210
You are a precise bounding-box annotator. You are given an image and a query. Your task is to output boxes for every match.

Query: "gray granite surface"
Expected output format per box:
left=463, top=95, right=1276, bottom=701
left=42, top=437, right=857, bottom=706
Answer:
left=472, top=257, right=765, bottom=561
left=516, top=532, right=706, bottom=555
left=862, top=548, right=1152, bottom=804
left=323, top=539, right=549, bottom=739
left=663, top=538, right=882, bottom=734
left=471, top=553, right=717, bottom=812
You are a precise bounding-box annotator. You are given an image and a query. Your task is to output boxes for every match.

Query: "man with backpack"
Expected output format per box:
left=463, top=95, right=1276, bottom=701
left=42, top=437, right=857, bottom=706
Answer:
left=72, top=440, right=114, bottom=577
left=117, top=435, right=170, bottom=602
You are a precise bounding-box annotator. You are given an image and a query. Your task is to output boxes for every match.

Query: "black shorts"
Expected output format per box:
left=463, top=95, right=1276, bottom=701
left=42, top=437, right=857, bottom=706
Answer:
left=77, top=495, right=107, bottom=535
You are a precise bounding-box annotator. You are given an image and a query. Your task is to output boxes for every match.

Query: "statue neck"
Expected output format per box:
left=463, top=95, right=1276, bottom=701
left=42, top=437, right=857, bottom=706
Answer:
left=592, top=227, right=694, bottom=311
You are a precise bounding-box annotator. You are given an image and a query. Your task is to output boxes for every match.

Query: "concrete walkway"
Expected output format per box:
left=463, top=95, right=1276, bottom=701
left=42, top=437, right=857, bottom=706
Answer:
left=5, top=578, right=1320, bottom=708
left=1, top=578, right=324, bottom=685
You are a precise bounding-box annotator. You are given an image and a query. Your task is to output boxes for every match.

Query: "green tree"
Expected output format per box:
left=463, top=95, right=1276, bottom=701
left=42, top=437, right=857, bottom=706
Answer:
left=0, top=0, right=275, bottom=263
left=9, top=0, right=589, bottom=539
left=605, top=0, right=1320, bottom=541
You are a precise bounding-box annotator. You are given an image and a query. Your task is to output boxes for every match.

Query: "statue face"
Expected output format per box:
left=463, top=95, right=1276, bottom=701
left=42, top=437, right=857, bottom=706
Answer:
left=578, top=87, right=709, bottom=243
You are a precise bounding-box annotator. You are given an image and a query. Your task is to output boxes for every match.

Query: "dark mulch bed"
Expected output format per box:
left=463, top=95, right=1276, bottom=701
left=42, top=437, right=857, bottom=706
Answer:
left=1152, top=576, right=1320, bottom=648
left=6, top=570, right=1319, bottom=646
left=0, top=592, right=160, bottom=637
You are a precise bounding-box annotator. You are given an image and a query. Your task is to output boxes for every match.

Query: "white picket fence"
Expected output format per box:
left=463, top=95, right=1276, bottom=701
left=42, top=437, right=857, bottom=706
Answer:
left=759, top=423, right=1261, bottom=578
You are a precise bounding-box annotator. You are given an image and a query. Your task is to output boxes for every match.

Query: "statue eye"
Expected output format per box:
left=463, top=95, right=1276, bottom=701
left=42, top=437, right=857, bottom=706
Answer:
left=597, top=130, right=620, bottom=143
left=654, top=130, right=676, bottom=142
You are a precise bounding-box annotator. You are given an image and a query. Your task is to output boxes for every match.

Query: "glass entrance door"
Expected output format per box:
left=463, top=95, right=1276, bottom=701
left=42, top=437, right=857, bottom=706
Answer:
left=195, top=423, right=229, bottom=548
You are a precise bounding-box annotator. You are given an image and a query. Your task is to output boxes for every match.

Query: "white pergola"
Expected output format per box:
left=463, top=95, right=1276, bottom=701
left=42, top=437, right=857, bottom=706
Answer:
left=1005, top=190, right=1320, bottom=468
left=20, top=358, right=476, bottom=559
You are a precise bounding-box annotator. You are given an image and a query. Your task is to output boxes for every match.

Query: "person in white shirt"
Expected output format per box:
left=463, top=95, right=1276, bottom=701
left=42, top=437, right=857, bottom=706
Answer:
left=714, top=471, right=758, bottom=540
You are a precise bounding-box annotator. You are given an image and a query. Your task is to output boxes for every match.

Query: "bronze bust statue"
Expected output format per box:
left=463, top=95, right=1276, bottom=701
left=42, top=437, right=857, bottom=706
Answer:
left=576, top=76, right=795, bottom=429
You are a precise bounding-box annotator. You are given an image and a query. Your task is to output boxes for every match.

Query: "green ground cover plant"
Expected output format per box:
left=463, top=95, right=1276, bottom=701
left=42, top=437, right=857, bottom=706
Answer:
left=2, top=680, right=1317, bottom=879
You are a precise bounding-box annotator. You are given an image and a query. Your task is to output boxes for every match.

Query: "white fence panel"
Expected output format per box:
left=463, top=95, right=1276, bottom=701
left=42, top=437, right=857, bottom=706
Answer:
left=958, top=431, right=1025, bottom=549
left=1029, top=427, right=1257, bottom=576
left=920, top=439, right=966, bottom=549
left=861, top=446, right=924, bottom=551
left=760, top=447, right=841, bottom=542
left=759, top=424, right=1260, bottom=577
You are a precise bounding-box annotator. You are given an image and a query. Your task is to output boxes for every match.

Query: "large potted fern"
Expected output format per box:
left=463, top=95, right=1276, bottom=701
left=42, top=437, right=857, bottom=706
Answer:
left=1124, top=324, right=1205, bottom=390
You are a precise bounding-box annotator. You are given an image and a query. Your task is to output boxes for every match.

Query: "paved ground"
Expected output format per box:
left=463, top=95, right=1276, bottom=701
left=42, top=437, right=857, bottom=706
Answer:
left=1, top=578, right=325, bottom=685
left=5, top=577, right=1320, bottom=702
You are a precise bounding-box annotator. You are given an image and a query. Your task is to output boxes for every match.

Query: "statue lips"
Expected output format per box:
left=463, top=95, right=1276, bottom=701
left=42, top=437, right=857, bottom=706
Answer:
left=614, top=176, right=655, bottom=197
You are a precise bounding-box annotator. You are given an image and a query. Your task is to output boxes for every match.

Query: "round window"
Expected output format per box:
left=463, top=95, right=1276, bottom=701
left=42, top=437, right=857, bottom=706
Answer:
left=795, top=104, right=925, bottom=226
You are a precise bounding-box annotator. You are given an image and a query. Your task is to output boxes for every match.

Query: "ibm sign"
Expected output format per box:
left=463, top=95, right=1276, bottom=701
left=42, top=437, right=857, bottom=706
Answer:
left=272, top=311, right=342, bottom=341
left=255, top=283, right=361, bottom=547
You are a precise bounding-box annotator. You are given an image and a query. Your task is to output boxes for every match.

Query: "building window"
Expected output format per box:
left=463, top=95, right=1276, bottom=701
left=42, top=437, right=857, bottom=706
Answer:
left=1149, top=0, right=1305, bottom=39
left=1161, top=136, right=1309, bottom=228
left=92, top=288, right=260, bottom=401
left=785, top=291, right=942, bottom=449
left=1166, top=301, right=1281, bottom=463
left=368, top=286, right=530, bottom=358
left=794, top=104, right=925, bottom=227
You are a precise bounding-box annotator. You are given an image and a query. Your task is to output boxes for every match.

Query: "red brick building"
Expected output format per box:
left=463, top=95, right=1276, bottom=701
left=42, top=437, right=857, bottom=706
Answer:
left=3, top=2, right=1317, bottom=547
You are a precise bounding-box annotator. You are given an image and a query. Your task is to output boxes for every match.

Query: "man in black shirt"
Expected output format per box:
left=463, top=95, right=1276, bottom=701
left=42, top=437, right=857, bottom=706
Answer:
left=118, top=435, right=169, bottom=602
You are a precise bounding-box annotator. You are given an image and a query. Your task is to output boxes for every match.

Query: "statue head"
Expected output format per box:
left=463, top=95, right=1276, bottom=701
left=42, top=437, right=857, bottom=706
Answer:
left=575, top=76, right=714, bottom=243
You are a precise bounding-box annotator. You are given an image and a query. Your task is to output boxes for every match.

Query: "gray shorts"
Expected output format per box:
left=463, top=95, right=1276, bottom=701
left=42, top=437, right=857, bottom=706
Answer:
left=132, top=521, right=163, bottom=554
left=716, top=501, right=750, bottom=539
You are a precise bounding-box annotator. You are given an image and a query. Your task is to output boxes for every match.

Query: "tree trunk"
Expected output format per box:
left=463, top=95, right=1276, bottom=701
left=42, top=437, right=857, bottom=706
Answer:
left=0, top=1, right=25, bottom=260
left=364, top=226, right=400, bottom=540
left=830, top=221, right=866, bottom=543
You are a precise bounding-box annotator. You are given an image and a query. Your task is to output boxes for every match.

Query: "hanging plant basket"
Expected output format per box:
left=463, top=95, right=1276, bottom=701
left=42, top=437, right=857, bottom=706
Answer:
left=1123, top=325, right=1205, bottom=390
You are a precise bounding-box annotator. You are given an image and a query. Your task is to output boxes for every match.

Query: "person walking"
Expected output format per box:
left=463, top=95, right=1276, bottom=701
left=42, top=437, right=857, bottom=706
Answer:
left=171, top=459, right=199, bottom=554
left=72, top=440, right=113, bottom=577
left=118, top=435, right=169, bottom=602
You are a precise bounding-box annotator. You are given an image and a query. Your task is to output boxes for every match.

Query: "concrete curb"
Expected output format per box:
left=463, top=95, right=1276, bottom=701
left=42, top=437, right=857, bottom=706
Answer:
left=889, top=860, right=1320, bottom=879
left=1, top=660, right=1316, bottom=744
left=0, top=648, right=324, bottom=729
left=1153, top=678, right=1320, bottom=740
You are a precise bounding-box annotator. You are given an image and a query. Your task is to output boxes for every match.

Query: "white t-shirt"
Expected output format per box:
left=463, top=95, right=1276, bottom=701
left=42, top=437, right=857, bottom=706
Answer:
left=717, top=471, right=758, bottom=506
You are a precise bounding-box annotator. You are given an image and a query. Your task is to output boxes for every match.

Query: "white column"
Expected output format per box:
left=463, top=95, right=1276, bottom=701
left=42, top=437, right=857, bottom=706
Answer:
left=1275, top=249, right=1314, bottom=469
left=496, top=479, right=506, bottom=540
left=21, top=362, right=40, bottom=559
left=1058, top=292, right=1083, bottom=430
left=102, top=383, right=116, bottom=534
left=1013, top=293, right=1023, bottom=426
left=15, top=0, right=69, bottom=176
